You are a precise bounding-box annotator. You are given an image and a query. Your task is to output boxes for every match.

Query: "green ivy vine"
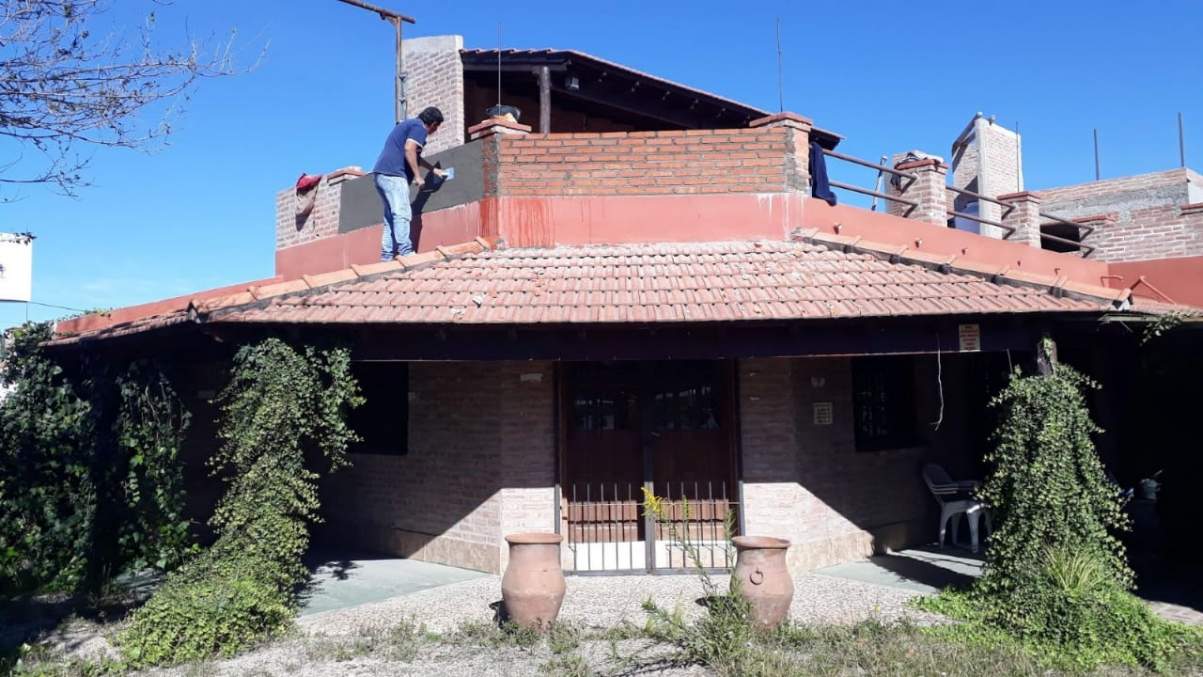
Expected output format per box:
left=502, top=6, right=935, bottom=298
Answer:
left=0, top=322, right=95, bottom=593
left=119, top=338, right=362, bottom=666
left=0, top=322, right=195, bottom=596
left=977, top=361, right=1132, bottom=600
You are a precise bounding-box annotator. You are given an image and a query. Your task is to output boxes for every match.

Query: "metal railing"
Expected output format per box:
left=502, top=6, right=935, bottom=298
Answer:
left=819, top=148, right=1095, bottom=257
left=821, top=149, right=919, bottom=215
left=563, top=480, right=738, bottom=574
left=1039, top=212, right=1096, bottom=257
left=944, top=185, right=1017, bottom=238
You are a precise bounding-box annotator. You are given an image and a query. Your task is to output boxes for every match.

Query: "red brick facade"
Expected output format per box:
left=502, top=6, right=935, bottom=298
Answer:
left=741, top=356, right=981, bottom=572
left=319, top=361, right=556, bottom=574
left=318, top=355, right=987, bottom=575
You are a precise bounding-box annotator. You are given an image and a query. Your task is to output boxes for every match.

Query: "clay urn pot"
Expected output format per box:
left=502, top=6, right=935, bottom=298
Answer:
left=501, top=532, right=566, bottom=631
left=730, top=536, right=793, bottom=629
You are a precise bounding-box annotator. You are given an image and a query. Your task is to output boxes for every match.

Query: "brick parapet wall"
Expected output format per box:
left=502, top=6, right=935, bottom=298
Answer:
left=275, top=168, right=363, bottom=251
left=495, top=127, right=796, bottom=196
left=320, top=361, right=555, bottom=574
left=1039, top=169, right=1203, bottom=261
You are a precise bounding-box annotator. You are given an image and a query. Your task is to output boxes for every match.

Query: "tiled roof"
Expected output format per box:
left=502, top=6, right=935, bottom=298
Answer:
left=53, top=238, right=1139, bottom=346
left=206, top=239, right=1109, bottom=326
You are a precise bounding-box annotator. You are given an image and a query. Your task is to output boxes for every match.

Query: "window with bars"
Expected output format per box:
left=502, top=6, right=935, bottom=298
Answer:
left=851, top=356, right=918, bottom=452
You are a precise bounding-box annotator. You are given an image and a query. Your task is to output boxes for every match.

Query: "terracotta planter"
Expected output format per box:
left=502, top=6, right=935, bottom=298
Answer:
left=731, top=536, right=793, bottom=629
left=501, top=532, right=566, bottom=630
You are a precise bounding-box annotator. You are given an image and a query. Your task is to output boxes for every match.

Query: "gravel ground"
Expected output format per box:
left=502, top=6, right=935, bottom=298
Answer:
left=131, top=573, right=941, bottom=676
left=298, top=572, right=940, bottom=637
left=18, top=572, right=941, bottom=676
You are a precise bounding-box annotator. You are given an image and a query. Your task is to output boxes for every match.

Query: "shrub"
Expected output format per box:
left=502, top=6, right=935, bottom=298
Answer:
left=118, top=339, right=362, bottom=666
left=918, top=352, right=1203, bottom=671
left=0, top=323, right=95, bottom=593
left=977, top=358, right=1132, bottom=601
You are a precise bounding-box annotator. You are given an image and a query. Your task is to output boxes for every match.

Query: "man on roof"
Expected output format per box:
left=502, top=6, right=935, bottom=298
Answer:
left=373, top=106, right=447, bottom=261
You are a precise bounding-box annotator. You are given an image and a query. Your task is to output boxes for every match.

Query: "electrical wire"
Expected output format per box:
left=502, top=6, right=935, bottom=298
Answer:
left=931, top=334, right=944, bottom=430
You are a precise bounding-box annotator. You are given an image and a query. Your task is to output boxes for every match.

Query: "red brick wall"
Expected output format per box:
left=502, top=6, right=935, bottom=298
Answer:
left=319, top=361, right=556, bottom=573
left=739, top=355, right=981, bottom=572
left=275, top=169, right=363, bottom=252
left=402, top=36, right=466, bottom=156
left=495, top=127, right=794, bottom=196
left=1039, top=169, right=1203, bottom=261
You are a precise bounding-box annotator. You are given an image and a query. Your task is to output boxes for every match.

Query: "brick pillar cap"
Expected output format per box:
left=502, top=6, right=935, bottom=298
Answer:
left=894, top=158, right=948, bottom=171
left=748, top=111, right=813, bottom=129
left=326, top=166, right=366, bottom=185
left=997, top=190, right=1043, bottom=202
left=468, top=117, right=532, bottom=139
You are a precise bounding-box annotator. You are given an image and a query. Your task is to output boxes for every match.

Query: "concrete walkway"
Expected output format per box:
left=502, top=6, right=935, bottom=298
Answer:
left=814, top=546, right=983, bottom=594
left=299, top=552, right=485, bottom=617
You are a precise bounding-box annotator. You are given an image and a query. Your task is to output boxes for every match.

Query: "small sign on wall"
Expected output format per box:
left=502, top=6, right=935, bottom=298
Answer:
left=813, top=402, right=833, bottom=425
left=958, top=323, right=981, bottom=352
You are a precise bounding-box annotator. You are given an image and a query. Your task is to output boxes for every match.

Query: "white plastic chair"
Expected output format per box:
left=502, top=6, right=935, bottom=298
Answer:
left=922, top=463, right=992, bottom=552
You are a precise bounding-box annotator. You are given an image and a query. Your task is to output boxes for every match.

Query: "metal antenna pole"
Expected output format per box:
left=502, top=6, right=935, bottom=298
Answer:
left=1179, top=112, right=1186, bottom=168
left=335, top=0, right=416, bottom=123
left=775, top=18, right=784, bottom=113
left=1014, top=121, right=1021, bottom=192
left=497, top=24, right=502, bottom=108
left=1093, top=128, right=1101, bottom=181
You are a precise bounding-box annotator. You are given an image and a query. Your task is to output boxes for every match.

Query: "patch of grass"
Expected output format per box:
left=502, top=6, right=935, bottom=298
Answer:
left=5, top=643, right=127, bottom=677
left=303, top=619, right=428, bottom=663
left=539, top=652, right=594, bottom=677
left=918, top=586, right=1203, bottom=673
left=547, top=622, right=582, bottom=655
left=766, top=619, right=1047, bottom=677
left=445, top=620, right=541, bottom=650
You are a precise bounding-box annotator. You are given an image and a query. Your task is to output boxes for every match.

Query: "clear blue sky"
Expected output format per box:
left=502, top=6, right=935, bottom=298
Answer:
left=2, top=0, right=1201, bottom=330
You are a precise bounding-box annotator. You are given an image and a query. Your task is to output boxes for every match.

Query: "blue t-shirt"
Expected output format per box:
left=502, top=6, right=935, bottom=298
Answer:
left=373, top=118, right=428, bottom=181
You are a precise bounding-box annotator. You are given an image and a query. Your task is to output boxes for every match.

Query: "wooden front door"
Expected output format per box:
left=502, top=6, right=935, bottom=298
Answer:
left=562, top=361, right=737, bottom=573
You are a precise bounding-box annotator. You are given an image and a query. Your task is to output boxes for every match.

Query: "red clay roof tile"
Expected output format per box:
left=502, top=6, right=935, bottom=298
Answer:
left=56, top=239, right=1156, bottom=346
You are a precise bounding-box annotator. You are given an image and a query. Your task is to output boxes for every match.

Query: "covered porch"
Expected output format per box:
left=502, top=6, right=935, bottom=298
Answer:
left=48, top=238, right=1134, bottom=578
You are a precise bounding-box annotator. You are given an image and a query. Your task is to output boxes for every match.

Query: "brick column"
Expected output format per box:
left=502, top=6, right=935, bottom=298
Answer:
left=403, top=35, right=466, bottom=155
left=738, top=359, right=809, bottom=574
left=468, top=117, right=532, bottom=141
left=886, top=157, right=948, bottom=225
left=998, top=191, right=1043, bottom=248
left=749, top=112, right=812, bottom=192
left=472, top=117, right=532, bottom=201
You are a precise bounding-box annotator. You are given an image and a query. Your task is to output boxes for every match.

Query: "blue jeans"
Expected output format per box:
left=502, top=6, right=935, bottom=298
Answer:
left=376, top=173, right=413, bottom=260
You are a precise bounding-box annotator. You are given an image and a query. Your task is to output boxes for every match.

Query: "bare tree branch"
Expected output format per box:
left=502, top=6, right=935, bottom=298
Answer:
left=0, top=0, right=252, bottom=197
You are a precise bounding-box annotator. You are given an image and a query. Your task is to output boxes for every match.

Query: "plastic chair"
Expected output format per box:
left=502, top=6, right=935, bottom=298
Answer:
left=922, top=463, right=992, bottom=552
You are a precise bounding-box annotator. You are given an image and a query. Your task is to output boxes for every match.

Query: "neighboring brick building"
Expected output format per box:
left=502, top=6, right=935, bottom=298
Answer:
left=48, top=43, right=1195, bottom=578
left=1036, top=168, right=1203, bottom=261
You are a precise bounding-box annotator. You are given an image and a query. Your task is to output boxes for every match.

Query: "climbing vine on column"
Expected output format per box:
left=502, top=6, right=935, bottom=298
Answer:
left=119, top=338, right=362, bottom=666
left=977, top=359, right=1132, bottom=598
